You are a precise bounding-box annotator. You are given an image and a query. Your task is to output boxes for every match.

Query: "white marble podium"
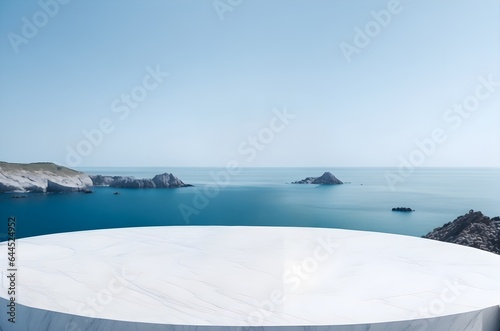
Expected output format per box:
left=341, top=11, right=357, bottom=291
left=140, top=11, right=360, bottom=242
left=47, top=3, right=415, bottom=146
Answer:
left=1, top=226, right=499, bottom=330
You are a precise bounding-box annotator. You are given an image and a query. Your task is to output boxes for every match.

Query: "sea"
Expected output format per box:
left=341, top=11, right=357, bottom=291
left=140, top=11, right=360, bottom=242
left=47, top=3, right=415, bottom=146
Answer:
left=1, top=167, right=499, bottom=241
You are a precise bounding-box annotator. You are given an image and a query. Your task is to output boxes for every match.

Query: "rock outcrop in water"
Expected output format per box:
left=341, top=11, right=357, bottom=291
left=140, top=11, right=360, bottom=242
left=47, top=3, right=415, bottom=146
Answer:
left=423, top=210, right=500, bottom=255
left=292, top=172, right=343, bottom=185
left=392, top=207, right=414, bottom=212
left=0, top=162, right=92, bottom=193
left=90, top=173, right=192, bottom=188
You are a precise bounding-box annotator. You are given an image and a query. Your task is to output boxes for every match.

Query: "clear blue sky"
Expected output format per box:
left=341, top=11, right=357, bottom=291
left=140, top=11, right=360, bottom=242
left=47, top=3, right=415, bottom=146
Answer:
left=1, top=0, right=499, bottom=167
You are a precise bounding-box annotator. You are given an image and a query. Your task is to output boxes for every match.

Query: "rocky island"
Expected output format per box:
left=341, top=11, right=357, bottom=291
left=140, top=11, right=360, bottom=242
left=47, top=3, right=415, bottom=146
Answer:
left=392, top=207, right=414, bottom=212
left=423, top=210, right=500, bottom=255
left=90, top=173, right=192, bottom=188
left=292, top=172, right=343, bottom=185
left=0, top=162, right=92, bottom=193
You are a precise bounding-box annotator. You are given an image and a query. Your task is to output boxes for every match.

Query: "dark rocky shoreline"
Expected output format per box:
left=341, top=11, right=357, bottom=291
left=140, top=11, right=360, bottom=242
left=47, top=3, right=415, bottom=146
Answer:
left=423, top=210, right=500, bottom=255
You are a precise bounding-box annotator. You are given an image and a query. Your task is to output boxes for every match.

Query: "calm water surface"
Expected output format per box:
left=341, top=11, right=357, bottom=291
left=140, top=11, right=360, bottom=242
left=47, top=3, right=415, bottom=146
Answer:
left=1, top=167, right=499, bottom=240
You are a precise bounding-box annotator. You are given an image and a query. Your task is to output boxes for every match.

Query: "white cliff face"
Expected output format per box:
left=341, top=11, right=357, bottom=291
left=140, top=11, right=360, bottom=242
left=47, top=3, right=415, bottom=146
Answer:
left=0, top=162, right=92, bottom=193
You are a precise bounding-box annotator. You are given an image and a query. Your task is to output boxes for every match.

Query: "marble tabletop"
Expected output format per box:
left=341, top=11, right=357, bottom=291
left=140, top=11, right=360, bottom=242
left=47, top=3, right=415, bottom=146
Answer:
left=1, top=226, right=500, bottom=327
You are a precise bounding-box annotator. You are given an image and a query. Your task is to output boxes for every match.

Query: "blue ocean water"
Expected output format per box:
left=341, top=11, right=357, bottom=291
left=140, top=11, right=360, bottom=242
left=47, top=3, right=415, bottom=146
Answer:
left=1, top=167, right=499, bottom=241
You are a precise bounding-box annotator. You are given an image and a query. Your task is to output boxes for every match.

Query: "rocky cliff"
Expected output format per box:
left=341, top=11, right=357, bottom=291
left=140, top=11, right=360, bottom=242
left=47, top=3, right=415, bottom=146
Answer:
left=423, top=210, right=500, bottom=255
left=292, top=172, right=343, bottom=185
left=90, top=173, right=192, bottom=188
left=0, top=162, right=92, bottom=193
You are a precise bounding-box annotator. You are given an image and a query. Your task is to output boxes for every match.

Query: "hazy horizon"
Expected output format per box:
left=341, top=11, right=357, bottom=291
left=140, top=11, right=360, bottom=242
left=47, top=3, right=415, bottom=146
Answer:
left=3, top=160, right=500, bottom=170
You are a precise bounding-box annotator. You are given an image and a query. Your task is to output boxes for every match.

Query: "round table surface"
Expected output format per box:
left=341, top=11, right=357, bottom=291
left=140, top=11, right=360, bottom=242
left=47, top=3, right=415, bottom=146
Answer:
left=1, top=226, right=500, bottom=327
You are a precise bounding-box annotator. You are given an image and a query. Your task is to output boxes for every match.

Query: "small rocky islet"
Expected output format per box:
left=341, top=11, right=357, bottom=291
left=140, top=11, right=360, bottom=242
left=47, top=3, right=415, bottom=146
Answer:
left=392, top=207, right=414, bottom=212
left=292, top=172, right=343, bottom=185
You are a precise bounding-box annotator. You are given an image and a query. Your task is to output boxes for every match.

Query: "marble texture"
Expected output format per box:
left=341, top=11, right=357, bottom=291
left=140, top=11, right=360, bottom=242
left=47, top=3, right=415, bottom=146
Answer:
left=0, top=226, right=499, bottom=330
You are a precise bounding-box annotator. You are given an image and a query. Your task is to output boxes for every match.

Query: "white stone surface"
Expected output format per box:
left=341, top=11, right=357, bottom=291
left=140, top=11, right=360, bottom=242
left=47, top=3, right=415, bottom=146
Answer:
left=0, top=226, right=499, bottom=329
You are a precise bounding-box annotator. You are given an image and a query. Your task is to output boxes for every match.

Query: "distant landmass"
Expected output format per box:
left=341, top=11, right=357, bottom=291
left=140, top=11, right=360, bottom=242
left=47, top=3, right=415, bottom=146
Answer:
left=0, top=162, right=192, bottom=193
left=292, top=172, right=343, bottom=185
left=0, top=162, right=92, bottom=193
left=424, top=210, right=500, bottom=255
left=90, top=173, right=192, bottom=188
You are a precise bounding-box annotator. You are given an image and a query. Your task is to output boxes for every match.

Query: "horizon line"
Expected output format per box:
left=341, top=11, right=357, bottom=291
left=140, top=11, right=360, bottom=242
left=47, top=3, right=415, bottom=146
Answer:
left=2, top=161, right=500, bottom=169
